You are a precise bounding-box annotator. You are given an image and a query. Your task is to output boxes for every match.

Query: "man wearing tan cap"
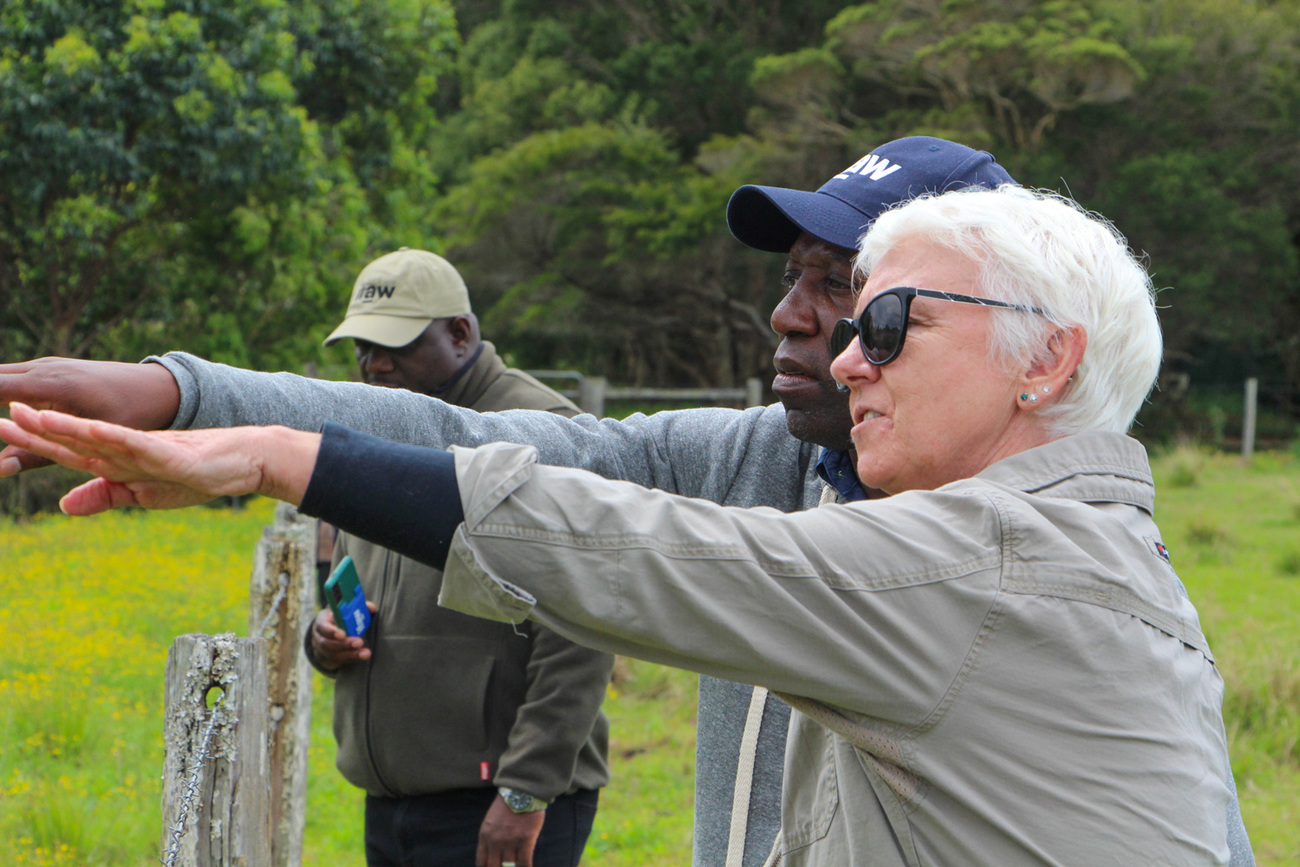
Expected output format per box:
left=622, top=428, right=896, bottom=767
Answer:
left=307, top=248, right=614, bottom=867
left=324, top=248, right=478, bottom=393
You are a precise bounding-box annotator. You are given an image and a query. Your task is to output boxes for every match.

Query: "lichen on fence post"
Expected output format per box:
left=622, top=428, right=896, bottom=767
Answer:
left=161, top=633, right=270, bottom=867
left=249, top=501, right=318, bottom=867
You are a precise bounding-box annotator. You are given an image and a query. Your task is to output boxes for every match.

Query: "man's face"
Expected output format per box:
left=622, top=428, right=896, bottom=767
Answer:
left=354, top=319, right=465, bottom=395
left=770, top=232, right=859, bottom=451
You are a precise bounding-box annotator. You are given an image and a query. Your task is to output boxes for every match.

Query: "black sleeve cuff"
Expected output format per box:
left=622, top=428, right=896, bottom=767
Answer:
left=299, top=422, right=464, bottom=571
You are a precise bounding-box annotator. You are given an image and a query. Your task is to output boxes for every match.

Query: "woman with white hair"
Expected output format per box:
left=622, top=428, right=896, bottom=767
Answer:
left=0, top=185, right=1235, bottom=865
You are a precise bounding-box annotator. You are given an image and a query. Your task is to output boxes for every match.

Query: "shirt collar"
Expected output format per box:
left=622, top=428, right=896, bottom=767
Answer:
left=816, top=448, right=868, bottom=502
left=817, top=433, right=1152, bottom=510
left=971, top=432, right=1155, bottom=514
left=429, top=342, right=489, bottom=403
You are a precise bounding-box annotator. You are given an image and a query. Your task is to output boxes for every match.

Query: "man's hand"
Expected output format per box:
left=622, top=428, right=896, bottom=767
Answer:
left=477, top=796, right=545, bottom=867
left=310, top=605, right=377, bottom=670
left=0, top=403, right=319, bottom=514
left=0, top=358, right=181, bottom=475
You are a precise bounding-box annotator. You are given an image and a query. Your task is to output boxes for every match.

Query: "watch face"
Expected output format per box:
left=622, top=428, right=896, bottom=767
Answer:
left=504, top=789, right=536, bottom=812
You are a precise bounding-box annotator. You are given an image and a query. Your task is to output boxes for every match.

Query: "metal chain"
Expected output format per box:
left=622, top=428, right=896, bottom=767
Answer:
left=160, top=697, right=224, bottom=867
left=254, top=571, right=291, bottom=638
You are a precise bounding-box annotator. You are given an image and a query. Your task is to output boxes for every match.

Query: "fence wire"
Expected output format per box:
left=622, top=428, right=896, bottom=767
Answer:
left=160, top=697, right=224, bottom=867
left=255, top=570, right=291, bottom=638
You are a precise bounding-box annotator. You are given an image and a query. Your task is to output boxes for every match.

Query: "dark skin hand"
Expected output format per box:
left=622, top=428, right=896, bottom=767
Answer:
left=0, top=358, right=181, bottom=474
left=478, top=797, right=546, bottom=867
left=308, top=603, right=380, bottom=669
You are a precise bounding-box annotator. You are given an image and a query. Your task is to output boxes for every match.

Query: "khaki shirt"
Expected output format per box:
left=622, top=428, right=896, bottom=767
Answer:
left=439, top=431, right=1231, bottom=866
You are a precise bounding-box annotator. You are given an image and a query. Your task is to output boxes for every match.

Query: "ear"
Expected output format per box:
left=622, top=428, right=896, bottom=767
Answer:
left=1016, top=325, right=1086, bottom=409
left=446, top=315, right=475, bottom=350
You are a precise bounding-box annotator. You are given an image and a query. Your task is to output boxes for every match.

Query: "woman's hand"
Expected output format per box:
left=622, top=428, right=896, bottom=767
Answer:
left=0, top=402, right=320, bottom=515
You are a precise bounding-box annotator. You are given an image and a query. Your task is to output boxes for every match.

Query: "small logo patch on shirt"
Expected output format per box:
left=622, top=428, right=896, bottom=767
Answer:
left=1147, top=537, right=1172, bottom=563
left=480, top=761, right=491, bottom=781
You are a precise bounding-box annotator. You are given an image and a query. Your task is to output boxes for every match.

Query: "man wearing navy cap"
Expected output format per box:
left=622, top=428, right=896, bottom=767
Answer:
left=0, top=137, right=1252, bottom=867
left=727, top=137, right=1014, bottom=457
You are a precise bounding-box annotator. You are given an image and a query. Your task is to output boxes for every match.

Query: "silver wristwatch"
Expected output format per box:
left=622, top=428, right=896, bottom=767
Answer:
left=498, top=787, right=548, bottom=813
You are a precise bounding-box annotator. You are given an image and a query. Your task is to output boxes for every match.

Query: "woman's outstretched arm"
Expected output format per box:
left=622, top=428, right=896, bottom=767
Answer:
left=0, top=402, right=319, bottom=514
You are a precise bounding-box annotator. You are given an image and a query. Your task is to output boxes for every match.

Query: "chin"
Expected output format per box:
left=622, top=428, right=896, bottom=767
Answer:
left=783, top=408, right=853, bottom=452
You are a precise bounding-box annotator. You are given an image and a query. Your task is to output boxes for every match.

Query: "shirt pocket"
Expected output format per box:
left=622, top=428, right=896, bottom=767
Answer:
left=775, top=717, right=840, bottom=855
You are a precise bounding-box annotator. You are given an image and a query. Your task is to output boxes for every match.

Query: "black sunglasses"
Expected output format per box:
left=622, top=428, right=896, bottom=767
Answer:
left=831, top=286, right=1047, bottom=368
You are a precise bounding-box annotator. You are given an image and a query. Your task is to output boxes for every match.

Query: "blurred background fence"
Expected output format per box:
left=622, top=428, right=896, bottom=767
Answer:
left=1137, top=377, right=1299, bottom=454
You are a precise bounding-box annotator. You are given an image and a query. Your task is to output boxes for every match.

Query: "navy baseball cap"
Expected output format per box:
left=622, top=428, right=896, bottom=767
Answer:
left=727, top=136, right=1017, bottom=253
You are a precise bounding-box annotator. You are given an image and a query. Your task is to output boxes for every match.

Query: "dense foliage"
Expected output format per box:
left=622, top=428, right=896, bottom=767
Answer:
left=2, top=0, right=1298, bottom=431
left=0, top=0, right=455, bottom=368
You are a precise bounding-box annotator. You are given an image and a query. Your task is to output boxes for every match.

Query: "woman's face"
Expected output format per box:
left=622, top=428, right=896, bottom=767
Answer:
left=830, top=237, right=1044, bottom=495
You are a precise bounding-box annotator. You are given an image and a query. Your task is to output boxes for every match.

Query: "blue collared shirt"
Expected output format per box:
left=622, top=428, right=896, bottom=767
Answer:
left=816, top=448, right=868, bottom=502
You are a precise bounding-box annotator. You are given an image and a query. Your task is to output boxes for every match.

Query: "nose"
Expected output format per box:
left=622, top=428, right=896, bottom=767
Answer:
left=770, top=275, right=821, bottom=337
left=356, top=343, right=395, bottom=379
left=829, top=338, right=879, bottom=394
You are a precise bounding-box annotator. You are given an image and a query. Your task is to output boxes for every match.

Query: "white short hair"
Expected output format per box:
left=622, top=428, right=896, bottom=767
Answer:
left=857, top=185, right=1162, bottom=436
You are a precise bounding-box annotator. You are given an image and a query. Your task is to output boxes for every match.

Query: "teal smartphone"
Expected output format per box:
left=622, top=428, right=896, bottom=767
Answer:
left=324, top=555, right=371, bottom=637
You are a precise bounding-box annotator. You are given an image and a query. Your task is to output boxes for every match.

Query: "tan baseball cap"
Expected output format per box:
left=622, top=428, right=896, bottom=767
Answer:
left=324, top=248, right=472, bottom=347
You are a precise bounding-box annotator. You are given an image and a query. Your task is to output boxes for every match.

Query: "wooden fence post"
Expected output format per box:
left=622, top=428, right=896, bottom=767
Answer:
left=745, top=377, right=764, bottom=408
left=161, top=633, right=270, bottom=867
left=1242, top=377, right=1258, bottom=461
left=580, top=376, right=607, bottom=416
left=249, top=502, right=318, bottom=867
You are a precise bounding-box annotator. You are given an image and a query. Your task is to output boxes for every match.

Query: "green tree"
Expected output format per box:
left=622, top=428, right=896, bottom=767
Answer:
left=733, top=0, right=1300, bottom=416
left=1058, top=0, right=1300, bottom=402
left=0, top=0, right=456, bottom=368
left=435, top=123, right=781, bottom=386
left=427, top=1, right=857, bottom=386
left=6, top=0, right=1297, bottom=419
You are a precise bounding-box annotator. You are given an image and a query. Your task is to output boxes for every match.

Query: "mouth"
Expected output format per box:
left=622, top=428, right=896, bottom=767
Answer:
left=771, top=349, right=826, bottom=393
left=853, top=408, right=884, bottom=426
left=772, top=370, right=827, bottom=402
left=773, top=357, right=815, bottom=377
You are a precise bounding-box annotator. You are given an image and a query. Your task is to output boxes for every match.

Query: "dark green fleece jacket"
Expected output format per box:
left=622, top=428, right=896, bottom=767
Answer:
left=308, top=343, right=612, bottom=799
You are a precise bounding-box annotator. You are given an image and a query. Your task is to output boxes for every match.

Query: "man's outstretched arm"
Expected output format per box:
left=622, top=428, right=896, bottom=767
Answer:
left=0, top=358, right=181, bottom=474
left=4, top=352, right=816, bottom=517
left=151, top=351, right=811, bottom=510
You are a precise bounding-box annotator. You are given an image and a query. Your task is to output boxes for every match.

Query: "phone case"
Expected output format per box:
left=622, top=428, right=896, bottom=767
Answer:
left=324, top=555, right=371, bottom=637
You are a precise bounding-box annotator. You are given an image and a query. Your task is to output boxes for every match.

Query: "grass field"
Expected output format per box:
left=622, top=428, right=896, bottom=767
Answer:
left=0, top=445, right=1296, bottom=865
